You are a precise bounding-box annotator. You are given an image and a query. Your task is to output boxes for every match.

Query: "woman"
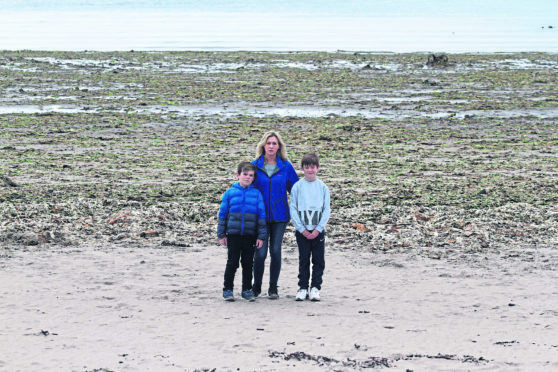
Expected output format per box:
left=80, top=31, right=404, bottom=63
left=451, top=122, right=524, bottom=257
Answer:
left=251, top=131, right=299, bottom=299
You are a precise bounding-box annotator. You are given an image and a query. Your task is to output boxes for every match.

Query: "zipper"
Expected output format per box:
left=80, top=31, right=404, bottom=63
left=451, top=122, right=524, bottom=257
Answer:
left=241, top=186, right=246, bottom=235
left=267, top=173, right=272, bottom=222
left=257, top=159, right=279, bottom=223
left=256, top=162, right=272, bottom=223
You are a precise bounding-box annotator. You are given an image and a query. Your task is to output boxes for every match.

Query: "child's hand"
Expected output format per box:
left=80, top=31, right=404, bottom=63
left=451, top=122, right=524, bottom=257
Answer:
left=308, top=230, right=319, bottom=240
left=303, top=230, right=319, bottom=239
left=256, top=239, right=263, bottom=249
left=219, top=237, right=227, bottom=246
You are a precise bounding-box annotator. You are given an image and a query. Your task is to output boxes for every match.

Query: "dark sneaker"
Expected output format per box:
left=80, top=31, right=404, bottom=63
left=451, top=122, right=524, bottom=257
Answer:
left=241, top=289, right=256, bottom=302
left=268, top=285, right=279, bottom=300
left=223, top=289, right=235, bottom=302
left=252, top=284, right=261, bottom=298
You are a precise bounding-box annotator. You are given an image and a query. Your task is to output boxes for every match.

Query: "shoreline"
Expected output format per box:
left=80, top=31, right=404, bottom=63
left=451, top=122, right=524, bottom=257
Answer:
left=3, top=49, right=558, bottom=53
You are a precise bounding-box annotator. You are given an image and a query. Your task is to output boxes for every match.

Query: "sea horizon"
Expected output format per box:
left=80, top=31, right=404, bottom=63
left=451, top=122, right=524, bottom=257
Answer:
left=1, top=1, right=557, bottom=53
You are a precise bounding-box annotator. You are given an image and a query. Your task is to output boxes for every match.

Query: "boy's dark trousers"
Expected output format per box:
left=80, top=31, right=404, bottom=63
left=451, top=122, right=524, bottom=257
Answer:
left=223, top=234, right=256, bottom=291
left=295, top=230, right=325, bottom=290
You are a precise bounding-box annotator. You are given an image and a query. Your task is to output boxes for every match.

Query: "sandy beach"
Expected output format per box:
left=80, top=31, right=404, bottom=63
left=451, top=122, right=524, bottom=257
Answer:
left=1, top=51, right=557, bottom=371
left=1, top=243, right=557, bottom=371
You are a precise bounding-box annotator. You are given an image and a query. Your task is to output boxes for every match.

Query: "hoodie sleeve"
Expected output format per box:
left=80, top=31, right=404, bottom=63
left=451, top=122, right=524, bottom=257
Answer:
left=217, top=190, right=229, bottom=238
left=289, top=182, right=305, bottom=233
left=315, top=182, right=331, bottom=233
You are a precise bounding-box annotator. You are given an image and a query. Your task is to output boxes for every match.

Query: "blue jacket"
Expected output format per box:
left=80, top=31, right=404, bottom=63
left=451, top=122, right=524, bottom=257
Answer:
left=217, top=182, right=267, bottom=240
left=252, top=156, right=299, bottom=223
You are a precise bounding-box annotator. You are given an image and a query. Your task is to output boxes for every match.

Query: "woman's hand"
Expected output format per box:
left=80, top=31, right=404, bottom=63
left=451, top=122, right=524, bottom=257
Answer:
left=256, top=239, right=264, bottom=249
left=219, top=237, right=227, bottom=246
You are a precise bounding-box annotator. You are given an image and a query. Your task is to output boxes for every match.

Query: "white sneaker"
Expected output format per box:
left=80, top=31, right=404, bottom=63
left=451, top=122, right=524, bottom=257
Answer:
left=309, top=287, right=320, bottom=301
left=295, top=289, right=308, bottom=301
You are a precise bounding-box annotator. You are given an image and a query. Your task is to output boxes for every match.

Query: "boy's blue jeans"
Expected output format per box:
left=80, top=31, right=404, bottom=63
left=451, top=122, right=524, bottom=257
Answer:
left=295, top=230, right=325, bottom=290
left=253, top=222, right=287, bottom=288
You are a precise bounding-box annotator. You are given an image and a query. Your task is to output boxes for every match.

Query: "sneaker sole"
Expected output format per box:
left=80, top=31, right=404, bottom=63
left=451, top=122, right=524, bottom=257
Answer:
left=224, top=297, right=235, bottom=302
left=242, top=297, right=256, bottom=302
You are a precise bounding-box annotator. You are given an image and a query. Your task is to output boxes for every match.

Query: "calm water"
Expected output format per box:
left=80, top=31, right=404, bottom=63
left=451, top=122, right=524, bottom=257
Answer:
left=1, top=0, right=557, bottom=52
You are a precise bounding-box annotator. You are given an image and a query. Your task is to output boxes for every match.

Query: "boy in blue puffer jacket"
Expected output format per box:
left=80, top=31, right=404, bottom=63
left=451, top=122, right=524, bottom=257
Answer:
left=218, top=161, right=266, bottom=302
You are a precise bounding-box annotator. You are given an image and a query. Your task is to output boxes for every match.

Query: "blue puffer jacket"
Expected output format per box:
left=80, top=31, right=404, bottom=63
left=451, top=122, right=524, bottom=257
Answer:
left=217, top=182, right=267, bottom=240
left=252, top=156, right=299, bottom=223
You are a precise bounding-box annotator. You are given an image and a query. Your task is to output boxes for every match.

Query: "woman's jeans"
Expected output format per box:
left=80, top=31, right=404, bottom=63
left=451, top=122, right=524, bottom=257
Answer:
left=253, top=222, right=287, bottom=288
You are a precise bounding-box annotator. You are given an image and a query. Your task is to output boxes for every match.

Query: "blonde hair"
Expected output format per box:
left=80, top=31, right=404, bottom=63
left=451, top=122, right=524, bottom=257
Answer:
left=255, top=131, right=289, bottom=160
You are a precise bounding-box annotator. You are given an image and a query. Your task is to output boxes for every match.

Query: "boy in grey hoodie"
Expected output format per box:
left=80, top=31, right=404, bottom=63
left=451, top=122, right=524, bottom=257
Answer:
left=289, top=153, right=330, bottom=301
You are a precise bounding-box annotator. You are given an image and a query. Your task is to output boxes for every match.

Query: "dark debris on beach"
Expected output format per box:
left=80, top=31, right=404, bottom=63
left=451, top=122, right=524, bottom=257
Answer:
left=0, top=51, right=557, bottom=259
left=269, top=350, right=488, bottom=369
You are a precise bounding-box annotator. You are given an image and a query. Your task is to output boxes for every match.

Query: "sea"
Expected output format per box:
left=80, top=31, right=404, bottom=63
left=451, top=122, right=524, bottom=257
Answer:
left=1, top=0, right=557, bottom=53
